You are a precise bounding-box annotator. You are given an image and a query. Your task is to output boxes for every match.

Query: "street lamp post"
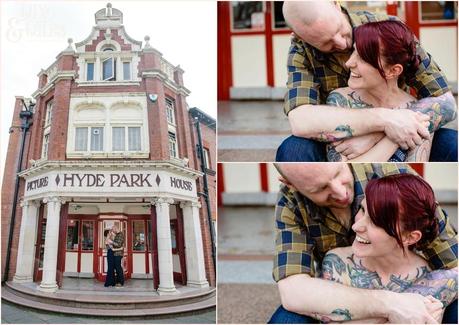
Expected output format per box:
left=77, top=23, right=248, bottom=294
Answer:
left=2, top=99, right=34, bottom=283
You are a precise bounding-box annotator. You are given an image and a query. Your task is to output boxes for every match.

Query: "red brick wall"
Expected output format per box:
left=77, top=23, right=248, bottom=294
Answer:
left=1, top=97, right=29, bottom=280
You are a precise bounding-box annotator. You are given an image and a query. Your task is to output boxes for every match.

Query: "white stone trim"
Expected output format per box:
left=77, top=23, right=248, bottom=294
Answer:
left=13, top=200, right=40, bottom=283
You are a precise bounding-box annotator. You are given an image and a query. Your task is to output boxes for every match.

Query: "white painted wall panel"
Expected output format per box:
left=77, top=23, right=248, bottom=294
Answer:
left=273, top=35, right=290, bottom=87
left=80, top=253, right=93, bottom=272
left=224, top=163, right=261, bottom=193
left=133, top=254, right=146, bottom=274
left=231, top=35, right=267, bottom=87
left=419, top=27, right=457, bottom=83
left=268, top=164, right=281, bottom=192
left=65, top=252, right=78, bottom=272
left=424, top=164, right=458, bottom=190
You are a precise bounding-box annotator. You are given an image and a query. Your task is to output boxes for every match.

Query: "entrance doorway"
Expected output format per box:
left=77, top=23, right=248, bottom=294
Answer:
left=97, top=218, right=129, bottom=282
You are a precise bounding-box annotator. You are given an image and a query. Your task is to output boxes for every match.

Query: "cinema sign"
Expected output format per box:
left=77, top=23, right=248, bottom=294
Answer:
left=23, top=170, right=196, bottom=198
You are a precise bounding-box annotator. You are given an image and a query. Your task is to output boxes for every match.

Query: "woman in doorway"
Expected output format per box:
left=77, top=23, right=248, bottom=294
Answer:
left=325, top=20, right=437, bottom=162
left=104, top=229, right=116, bottom=287
left=319, top=174, right=457, bottom=323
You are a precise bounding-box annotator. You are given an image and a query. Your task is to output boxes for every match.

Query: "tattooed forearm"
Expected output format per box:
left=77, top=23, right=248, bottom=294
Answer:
left=407, top=92, right=457, bottom=132
left=326, top=144, right=343, bottom=161
left=404, top=268, right=458, bottom=307
left=406, top=136, right=432, bottom=162
left=312, top=125, right=355, bottom=142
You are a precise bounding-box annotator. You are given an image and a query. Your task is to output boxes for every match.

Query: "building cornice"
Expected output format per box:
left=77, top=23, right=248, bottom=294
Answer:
left=19, top=160, right=203, bottom=179
left=32, top=71, right=77, bottom=98
left=141, top=71, right=190, bottom=96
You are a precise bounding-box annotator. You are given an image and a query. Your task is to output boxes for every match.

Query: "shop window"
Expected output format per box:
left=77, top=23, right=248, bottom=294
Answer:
left=112, top=126, right=141, bottom=151
left=132, top=221, right=146, bottom=251
left=231, top=1, right=265, bottom=30
left=170, top=221, right=177, bottom=253
left=128, top=127, right=141, bottom=151
left=75, top=127, right=88, bottom=151
left=90, top=127, right=104, bottom=151
left=38, top=214, right=47, bottom=270
left=102, top=57, right=115, bottom=81
left=343, top=2, right=387, bottom=14
left=123, top=61, right=131, bottom=80
left=168, top=132, right=178, bottom=158
left=166, top=98, right=176, bottom=125
left=67, top=220, right=79, bottom=251
left=75, top=127, right=104, bottom=151
left=82, top=221, right=94, bottom=251
left=87, top=62, right=94, bottom=81
left=112, top=127, right=125, bottom=151
left=421, top=1, right=456, bottom=21
left=272, top=1, right=287, bottom=29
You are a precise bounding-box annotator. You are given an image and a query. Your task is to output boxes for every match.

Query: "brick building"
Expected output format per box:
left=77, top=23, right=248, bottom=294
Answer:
left=1, top=2, right=215, bottom=300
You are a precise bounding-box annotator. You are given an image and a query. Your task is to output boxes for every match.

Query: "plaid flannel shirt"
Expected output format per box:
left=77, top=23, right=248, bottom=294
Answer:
left=284, top=8, right=450, bottom=115
left=273, top=163, right=458, bottom=282
left=112, top=232, right=125, bottom=257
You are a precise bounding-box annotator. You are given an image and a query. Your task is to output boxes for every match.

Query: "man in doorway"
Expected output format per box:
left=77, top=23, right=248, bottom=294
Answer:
left=276, top=1, right=457, bottom=162
left=111, top=225, right=125, bottom=287
left=269, top=163, right=457, bottom=323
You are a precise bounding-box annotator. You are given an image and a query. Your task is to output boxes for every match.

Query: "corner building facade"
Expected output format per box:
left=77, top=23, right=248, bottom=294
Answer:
left=1, top=4, right=215, bottom=294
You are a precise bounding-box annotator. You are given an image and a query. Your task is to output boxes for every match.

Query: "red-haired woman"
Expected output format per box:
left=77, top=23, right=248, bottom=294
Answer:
left=318, top=174, right=457, bottom=323
left=326, top=21, right=434, bottom=162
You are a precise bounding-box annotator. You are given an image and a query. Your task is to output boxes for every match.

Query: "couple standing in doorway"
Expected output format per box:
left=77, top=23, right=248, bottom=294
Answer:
left=104, top=225, right=125, bottom=288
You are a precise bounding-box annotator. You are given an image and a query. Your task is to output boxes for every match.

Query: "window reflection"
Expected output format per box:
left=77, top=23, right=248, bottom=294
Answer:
left=67, top=220, right=79, bottom=250
left=82, top=221, right=94, bottom=251
left=421, top=1, right=456, bottom=21
left=132, top=221, right=145, bottom=251
left=232, top=1, right=264, bottom=30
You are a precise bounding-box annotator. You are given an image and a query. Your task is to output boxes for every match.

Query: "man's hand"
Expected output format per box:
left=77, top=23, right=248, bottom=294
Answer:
left=332, top=133, right=385, bottom=159
left=384, top=292, right=441, bottom=324
left=381, top=109, right=430, bottom=150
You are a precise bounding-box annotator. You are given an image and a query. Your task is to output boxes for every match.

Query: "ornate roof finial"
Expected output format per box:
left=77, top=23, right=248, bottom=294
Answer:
left=144, top=35, right=152, bottom=49
left=64, top=38, right=74, bottom=52
left=106, top=3, right=112, bottom=16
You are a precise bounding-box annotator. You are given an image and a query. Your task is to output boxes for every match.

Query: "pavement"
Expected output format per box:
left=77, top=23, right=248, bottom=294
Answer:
left=217, top=100, right=289, bottom=162
left=217, top=98, right=458, bottom=162
left=1, top=300, right=216, bottom=324
left=217, top=206, right=280, bottom=324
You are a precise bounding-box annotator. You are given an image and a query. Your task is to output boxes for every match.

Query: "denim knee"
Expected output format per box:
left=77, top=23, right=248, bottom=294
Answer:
left=276, top=136, right=326, bottom=162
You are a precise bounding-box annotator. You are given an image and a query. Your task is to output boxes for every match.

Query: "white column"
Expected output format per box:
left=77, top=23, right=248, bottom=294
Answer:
left=38, top=196, right=64, bottom=292
left=180, top=201, right=209, bottom=288
left=13, top=200, right=40, bottom=283
left=152, top=197, right=176, bottom=295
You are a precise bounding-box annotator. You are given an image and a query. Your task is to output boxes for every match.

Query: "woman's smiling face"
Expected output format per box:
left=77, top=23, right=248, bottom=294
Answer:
left=351, top=198, right=400, bottom=258
left=345, top=48, right=389, bottom=91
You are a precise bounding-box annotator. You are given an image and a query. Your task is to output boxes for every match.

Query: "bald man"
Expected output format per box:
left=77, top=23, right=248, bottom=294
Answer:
left=270, top=163, right=457, bottom=323
left=276, top=1, right=457, bottom=162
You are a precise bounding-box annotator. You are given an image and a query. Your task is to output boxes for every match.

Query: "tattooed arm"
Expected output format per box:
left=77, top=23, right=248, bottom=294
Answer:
left=405, top=267, right=458, bottom=308
left=408, top=92, right=457, bottom=133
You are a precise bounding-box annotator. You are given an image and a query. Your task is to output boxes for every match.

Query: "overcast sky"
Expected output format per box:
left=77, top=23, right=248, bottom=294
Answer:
left=0, top=0, right=216, bottom=176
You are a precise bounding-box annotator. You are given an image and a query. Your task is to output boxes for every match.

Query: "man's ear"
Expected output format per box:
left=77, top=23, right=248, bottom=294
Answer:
left=403, top=230, right=422, bottom=246
left=278, top=175, right=292, bottom=187
left=386, top=64, right=403, bottom=80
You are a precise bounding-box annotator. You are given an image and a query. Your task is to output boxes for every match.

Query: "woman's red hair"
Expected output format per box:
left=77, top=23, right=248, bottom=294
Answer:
left=354, top=20, right=420, bottom=85
left=364, top=174, right=439, bottom=251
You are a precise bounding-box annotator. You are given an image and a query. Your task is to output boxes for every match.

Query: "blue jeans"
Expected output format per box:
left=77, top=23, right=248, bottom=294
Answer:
left=276, top=128, right=458, bottom=162
left=268, top=300, right=458, bottom=324
left=104, top=248, right=115, bottom=287
left=114, top=255, right=124, bottom=285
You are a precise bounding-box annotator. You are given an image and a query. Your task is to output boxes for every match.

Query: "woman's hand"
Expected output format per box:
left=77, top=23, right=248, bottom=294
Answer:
left=423, top=295, right=443, bottom=324
left=331, top=133, right=384, bottom=159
